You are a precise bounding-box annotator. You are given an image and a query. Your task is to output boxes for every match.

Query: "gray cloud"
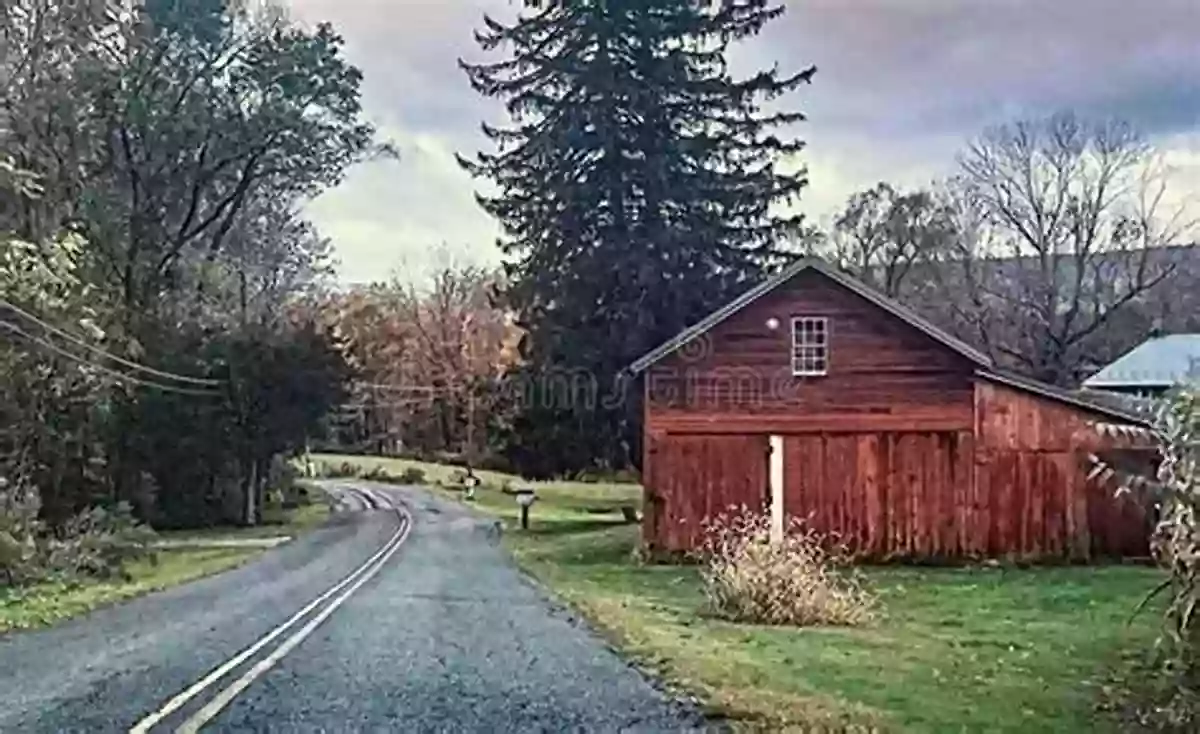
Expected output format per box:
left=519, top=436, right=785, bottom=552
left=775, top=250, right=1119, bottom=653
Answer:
left=284, top=0, right=1200, bottom=283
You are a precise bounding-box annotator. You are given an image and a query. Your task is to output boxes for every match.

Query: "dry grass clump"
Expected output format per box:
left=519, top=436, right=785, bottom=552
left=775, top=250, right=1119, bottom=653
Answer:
left=698, top=506, right=876, bottom=627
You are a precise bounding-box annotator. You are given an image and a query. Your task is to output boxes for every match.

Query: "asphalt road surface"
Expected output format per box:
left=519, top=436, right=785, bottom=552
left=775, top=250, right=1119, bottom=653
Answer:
left=0, top=482, right=709, bottom=733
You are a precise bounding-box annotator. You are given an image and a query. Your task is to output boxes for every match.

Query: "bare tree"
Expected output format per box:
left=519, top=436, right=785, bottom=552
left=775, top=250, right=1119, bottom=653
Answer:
left=828, top=182, right=957, bottom=298
left=947, top=112, right=1198, bottom=385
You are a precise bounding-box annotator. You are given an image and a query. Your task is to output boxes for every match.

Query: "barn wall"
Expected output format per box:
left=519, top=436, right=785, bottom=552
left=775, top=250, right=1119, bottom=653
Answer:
left=643, top=433, right=769, bottom=552
left=638, top=269, right=1151, bottom=561
left=782, top=430, right=976, bottom=560
left=974, top=381, right=1151, bottom=559
left=646, top=270, right=976, bottom=435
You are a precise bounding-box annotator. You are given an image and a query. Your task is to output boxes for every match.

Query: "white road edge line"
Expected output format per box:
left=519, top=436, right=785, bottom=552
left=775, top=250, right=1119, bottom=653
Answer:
left=175, top=509, right=413, bottom=733
left=127, top=505, right=411, bottom=734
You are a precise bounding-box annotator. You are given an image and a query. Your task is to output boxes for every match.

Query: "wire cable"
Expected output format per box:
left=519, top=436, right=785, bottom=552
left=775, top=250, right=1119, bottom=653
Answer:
left=0, top=319, right=222, bottom=397
left=0, top=298, right=223, bottom=386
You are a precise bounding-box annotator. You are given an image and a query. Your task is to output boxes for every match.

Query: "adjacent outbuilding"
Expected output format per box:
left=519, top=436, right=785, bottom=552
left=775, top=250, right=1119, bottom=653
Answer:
left=1082, top=333, right=1200, bottom=397
left=627, top=258, right=1153, bottom=562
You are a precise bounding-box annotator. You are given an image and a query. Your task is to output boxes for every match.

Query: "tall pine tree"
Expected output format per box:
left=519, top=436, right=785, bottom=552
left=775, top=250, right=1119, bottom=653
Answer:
left=460, top=0, right=814, bottom=477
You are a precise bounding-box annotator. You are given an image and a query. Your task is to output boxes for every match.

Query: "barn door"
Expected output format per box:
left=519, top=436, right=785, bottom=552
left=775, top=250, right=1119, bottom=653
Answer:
left=651, top=434, right=769, bottom=551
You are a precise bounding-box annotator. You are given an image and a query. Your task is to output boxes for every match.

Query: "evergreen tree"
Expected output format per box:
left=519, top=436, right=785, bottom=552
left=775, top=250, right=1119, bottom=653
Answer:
left=460, top=0, right=814, bottom=477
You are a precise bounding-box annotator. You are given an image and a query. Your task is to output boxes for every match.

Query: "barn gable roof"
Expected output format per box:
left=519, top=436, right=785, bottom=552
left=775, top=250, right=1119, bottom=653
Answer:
left=626, top=257, right=993, bottom=375
left=625, top=256, right=1147, bottom=426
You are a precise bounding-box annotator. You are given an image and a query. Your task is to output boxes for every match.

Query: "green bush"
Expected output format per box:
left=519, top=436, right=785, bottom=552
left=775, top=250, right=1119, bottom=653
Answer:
left=1094, top=387, right=1200, bottom=728
left=0, top=477, right=43, bottom=585
left=268, top=456, right=302, bottom=509
left=398, top=467, right=426, bottom=485
left=2, top=476, right=156, bottom=586
left=46, top=503, right=157, bottom=581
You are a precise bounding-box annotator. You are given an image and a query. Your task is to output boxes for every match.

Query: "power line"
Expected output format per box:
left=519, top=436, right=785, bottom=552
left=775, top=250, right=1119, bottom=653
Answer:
left=354, top=383, right=438, bottom=393
left=0, top=298, right=223, bottom=387
left=0, top=319, right=222, bottom=397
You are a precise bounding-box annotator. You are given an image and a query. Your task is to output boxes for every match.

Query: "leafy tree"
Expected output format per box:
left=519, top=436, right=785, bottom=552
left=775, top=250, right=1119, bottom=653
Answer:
left=84, top=0, right=374, bottom=335
left=825, top=182, right=957, bottom=298
left=2, top=0, right=375, bottom=531
left=315, top=256, right=520, bottom=461
left=460, top=0, right=814, bottom=476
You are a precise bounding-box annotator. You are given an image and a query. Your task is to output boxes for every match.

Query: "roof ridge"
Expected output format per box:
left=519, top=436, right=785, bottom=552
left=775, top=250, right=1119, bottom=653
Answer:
left=626, top=256, right=992, bottom=375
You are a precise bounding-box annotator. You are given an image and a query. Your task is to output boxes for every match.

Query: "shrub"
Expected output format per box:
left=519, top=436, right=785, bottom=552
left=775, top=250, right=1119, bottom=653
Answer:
left=268, top=456, right=301, bottom=508
left=1093, top=386, right=1200, bottom=727
left=2, top=473, right=156, bottom=585
left=0, top=476, right=44, bottom=585
left=398, top=467, right=426, bottom=485
left=698, top=506, right=876, bottom=627
left=46, top=503, right=157, bottom=580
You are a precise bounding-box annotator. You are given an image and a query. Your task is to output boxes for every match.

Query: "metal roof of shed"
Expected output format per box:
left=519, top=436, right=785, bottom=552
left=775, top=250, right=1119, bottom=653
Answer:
left=1083, top=334, right=1200, bottom=389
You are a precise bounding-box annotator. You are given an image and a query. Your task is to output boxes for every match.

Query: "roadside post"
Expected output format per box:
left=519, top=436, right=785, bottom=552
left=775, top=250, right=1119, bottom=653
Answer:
left=464, top=471, right=481, bottom=501
left=514, top=488, right=537, bottom=530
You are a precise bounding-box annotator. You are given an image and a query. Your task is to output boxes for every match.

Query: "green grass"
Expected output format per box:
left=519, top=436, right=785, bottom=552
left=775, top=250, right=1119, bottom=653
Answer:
left=1, top=489, right=333, bottom=636
left=0, top=547, right=259, bottom=635
left=322, top=453, right=1165, bottom=733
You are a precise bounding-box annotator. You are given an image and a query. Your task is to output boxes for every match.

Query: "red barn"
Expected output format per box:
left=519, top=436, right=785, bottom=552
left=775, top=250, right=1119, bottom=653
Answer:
left=627, top=259, right=1152, bottom=562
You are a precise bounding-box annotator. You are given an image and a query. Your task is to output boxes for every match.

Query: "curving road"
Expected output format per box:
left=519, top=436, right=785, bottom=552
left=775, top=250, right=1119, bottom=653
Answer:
left=0, top=482, right=709, bottom=733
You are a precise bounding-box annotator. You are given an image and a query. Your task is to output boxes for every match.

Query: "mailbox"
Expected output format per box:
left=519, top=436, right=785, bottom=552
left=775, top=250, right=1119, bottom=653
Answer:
left=463, top=473, right=481, bottom=500
left=514, top=488, right=537, bottom=529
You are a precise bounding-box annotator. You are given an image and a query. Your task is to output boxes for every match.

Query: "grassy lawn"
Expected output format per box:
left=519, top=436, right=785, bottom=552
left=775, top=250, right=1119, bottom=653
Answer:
left=0, top=547, right=258, bottom=635
left=320, top=453, right=1164, bottom=733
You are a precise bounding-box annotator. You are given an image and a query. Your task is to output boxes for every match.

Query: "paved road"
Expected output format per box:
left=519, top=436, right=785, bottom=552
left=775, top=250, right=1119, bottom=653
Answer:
left=0, top=482, right=708, bottom=733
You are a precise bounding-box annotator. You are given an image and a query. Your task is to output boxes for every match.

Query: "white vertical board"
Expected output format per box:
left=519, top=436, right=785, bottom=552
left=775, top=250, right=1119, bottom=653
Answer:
left=769, top=435, right=784, bottom=542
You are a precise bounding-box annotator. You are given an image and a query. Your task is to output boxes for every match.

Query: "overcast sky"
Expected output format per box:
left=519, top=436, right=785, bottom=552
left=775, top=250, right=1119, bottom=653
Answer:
left=283, top=0, right=1200, bottom=284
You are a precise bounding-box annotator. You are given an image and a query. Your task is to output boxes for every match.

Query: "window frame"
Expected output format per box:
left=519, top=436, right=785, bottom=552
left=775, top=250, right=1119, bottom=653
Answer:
left=790, top=316, right=830, bottom=377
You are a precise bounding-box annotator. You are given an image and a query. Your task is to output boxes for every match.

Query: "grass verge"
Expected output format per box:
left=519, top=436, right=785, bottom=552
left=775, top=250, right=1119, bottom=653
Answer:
left=2, top=489, right=332, bottom=635
left=0, top=547, right=258, bottom=635
left=320, top=454, right=1164, bottom=733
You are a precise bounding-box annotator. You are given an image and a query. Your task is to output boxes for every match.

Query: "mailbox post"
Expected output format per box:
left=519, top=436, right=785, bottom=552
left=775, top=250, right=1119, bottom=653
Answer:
left=515, top=488, right=537, bottom=530
left=463, top=471, right=481, bottom=501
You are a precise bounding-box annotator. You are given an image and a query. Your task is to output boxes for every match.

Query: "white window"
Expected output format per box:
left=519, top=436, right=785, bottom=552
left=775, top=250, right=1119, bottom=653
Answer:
left=791, top=316, right=829, bottom=376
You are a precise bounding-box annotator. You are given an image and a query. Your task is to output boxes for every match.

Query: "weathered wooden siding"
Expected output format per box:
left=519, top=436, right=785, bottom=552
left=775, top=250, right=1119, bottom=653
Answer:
left=638, top=267, right=1151, bottom=561
left=782, top=431, right=976, bottom=560
left=643, top=434, right=768, bottom=552
left=646, top=270, right=975, bottom=435
left=974, top=381, right=1151, bottom=559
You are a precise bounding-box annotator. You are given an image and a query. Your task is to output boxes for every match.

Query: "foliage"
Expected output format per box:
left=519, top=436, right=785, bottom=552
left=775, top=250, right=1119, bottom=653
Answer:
left=698, top=507, right=876, bottom=627
left=1093, top=387, right=1200, bottom=728
left=1, top=472, right=156, bottom=586
left=131, top=320, right=351, bottom=528
left=44, top=502, right=156, bottom=581
left=397, top=467, right=427, bottom=485
left=0, top=476, right=43, bottom=585
left=2, top=0, right=371, bottom=534
left=460, top=0, right=815, bottom=477
left=822, top=181, right=957, bottom=298
left=314, top=255, right=519, bottom=461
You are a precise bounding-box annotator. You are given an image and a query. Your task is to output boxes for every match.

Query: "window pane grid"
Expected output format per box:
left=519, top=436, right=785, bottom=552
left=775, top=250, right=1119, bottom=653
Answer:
left=792, top=317, right=829, bottom=376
